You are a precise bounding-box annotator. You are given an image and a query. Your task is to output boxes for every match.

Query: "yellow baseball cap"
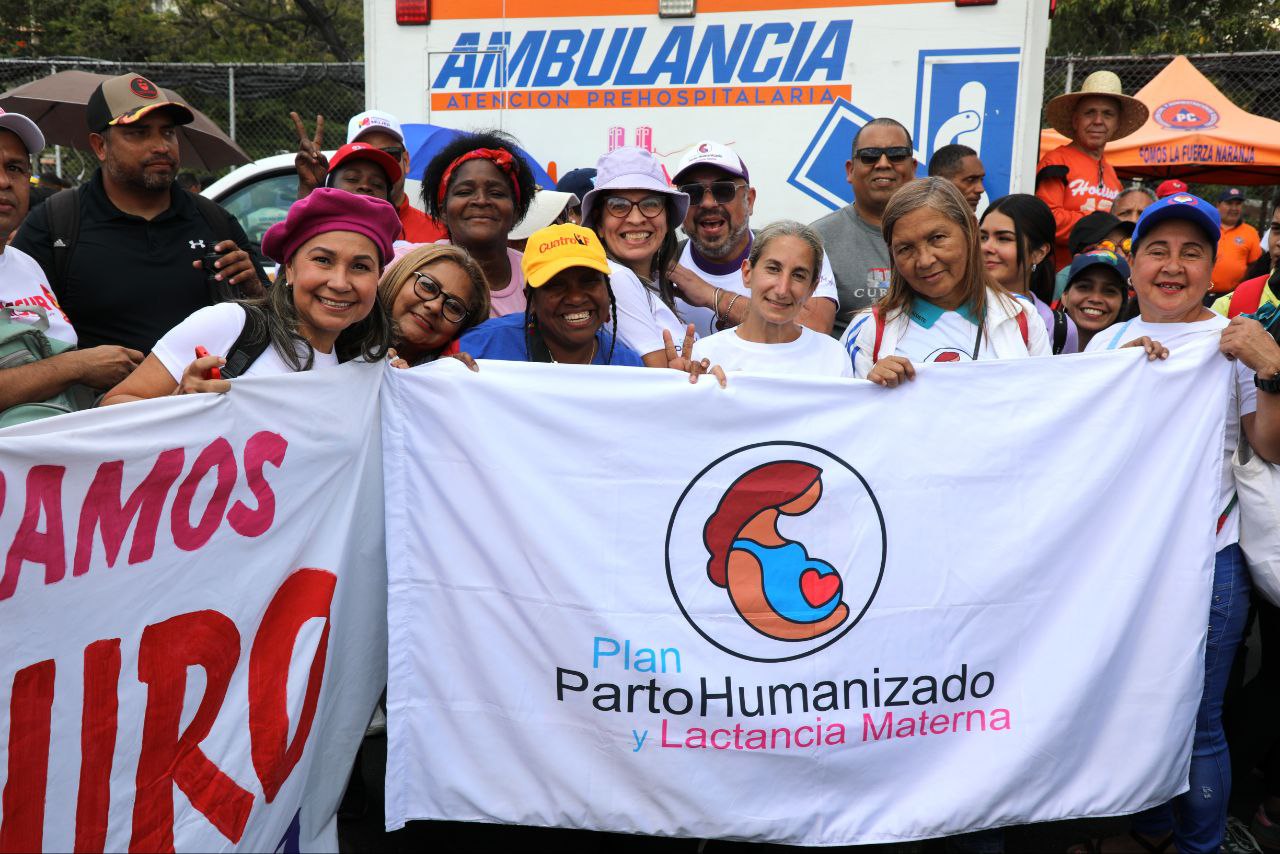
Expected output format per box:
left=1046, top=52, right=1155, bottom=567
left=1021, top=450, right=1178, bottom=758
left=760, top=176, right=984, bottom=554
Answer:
left=521, top=223, right=611, bottom=288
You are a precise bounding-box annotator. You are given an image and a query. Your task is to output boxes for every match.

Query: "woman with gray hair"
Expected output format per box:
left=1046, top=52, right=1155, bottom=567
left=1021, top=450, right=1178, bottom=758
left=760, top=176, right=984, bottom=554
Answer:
left=839, top=177, right=1050, bottom=386
left=691, top=220, right=851, bottom=377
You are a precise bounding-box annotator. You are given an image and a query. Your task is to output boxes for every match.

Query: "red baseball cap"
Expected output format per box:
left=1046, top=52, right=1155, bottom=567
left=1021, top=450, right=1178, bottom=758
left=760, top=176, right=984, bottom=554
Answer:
left=327, top=142, right=403, bottom=187
left=1155, top=179, right=1188, bottom=199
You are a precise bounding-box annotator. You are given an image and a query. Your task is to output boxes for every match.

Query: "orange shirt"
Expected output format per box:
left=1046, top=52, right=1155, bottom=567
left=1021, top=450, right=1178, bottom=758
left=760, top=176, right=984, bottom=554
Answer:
left=397, top=196, right=448, bottom=244
left=1211, top=222, right=1263, bottom=293
left=1034, top=144, right=1122, bottom=271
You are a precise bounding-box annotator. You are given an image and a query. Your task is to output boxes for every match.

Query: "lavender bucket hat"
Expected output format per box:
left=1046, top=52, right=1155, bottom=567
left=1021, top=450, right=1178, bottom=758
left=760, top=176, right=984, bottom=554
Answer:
left=579, top=146, right=690, bottom=226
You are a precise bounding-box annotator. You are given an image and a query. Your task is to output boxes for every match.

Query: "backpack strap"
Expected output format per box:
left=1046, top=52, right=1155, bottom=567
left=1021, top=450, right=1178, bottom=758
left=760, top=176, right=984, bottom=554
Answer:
left=1229, top=276, right=1268, bottom=319
left=191, top=192, right=238, bottom=245
left=872, top=306, right=885, bottom=363
left=45, top=188, right=82, bottom=295
left=219, top=306, right=273, bottom=379
left=1051, top=307, right=1067, bottom=354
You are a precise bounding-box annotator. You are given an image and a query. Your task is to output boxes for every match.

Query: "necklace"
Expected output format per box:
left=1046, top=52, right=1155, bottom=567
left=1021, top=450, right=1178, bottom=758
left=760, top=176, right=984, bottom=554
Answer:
left=549, top=339, right=598, bottom=365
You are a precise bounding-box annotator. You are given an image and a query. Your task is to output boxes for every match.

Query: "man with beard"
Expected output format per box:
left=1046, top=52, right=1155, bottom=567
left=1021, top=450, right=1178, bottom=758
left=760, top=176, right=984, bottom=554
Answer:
left=14, top=73, right=264, bottom=354
left=668, top=141, right=839, bottom=337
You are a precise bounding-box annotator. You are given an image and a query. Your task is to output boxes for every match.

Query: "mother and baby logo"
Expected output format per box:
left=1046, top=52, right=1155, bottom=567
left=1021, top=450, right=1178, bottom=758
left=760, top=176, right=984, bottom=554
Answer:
left=666, top=442, right=886, bottom=663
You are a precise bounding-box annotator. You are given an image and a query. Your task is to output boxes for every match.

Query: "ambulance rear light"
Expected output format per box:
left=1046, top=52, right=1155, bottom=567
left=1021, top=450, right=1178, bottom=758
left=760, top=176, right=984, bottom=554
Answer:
left=396, top=0, right=430, bottom=24
left=658, top=0, right=696, bottom=18
left=954, top=0, right=996, bottom=5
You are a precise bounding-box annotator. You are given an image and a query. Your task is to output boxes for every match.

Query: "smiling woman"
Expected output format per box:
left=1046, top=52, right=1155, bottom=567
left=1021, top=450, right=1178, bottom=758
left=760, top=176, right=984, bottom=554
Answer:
left=378, top=244, right=489, bottom=366
left=100, top=188, right=399, bottom=405
left=840, top=178, right=1050, bottom=387
left=420, top=130, right=538, bottom=319
left=693, top=221, right=852, bottom=378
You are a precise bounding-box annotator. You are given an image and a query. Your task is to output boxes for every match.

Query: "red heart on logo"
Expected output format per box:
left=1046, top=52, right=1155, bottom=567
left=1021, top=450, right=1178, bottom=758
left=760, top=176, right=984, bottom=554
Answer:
left=800, top=568, right=840, bottom=608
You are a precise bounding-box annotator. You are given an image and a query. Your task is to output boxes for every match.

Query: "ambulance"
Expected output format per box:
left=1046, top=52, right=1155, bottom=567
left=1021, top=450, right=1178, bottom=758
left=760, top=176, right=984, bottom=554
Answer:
left=365, top=0, right=1054, bottom=222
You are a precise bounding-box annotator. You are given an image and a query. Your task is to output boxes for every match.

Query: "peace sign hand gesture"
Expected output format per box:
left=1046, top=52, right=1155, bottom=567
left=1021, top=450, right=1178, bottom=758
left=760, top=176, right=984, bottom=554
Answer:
left=663, top=324, right=727, bottom=387
left=290, top=111, right=329, bottom=197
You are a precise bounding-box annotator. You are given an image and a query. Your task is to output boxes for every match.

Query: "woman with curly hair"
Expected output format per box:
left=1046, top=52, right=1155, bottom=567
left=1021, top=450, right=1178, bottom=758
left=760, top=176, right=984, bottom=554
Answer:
left=420, top=130, right=538, bottom=318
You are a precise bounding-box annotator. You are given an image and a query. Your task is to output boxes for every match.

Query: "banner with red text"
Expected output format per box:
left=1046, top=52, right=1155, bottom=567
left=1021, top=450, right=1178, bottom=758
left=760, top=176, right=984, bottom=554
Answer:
left=383, top=343, right=1231, bottom=845
left=0, top=362, right=388, bottom=853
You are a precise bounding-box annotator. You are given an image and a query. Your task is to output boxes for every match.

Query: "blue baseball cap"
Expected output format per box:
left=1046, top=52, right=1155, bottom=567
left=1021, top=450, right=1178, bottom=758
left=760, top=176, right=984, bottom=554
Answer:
left=1131, top=192, right=1221, bottom=249
left=1066, top=248, right=1131, bottom=287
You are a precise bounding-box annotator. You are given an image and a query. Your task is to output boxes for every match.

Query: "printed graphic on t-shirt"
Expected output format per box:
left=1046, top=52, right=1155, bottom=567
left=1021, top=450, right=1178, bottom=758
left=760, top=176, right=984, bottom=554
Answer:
left=925, top=347, right=971, bottom=363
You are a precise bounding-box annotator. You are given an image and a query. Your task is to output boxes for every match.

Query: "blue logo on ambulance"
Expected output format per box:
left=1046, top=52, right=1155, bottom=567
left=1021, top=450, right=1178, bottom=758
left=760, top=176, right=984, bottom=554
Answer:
left=913, top=48, right=1021, bottom=207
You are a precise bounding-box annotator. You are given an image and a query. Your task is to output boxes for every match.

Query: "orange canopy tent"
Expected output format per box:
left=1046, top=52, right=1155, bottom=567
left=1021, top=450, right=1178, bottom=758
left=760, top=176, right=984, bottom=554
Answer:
left=1040, top=55, right=1280, bottom=184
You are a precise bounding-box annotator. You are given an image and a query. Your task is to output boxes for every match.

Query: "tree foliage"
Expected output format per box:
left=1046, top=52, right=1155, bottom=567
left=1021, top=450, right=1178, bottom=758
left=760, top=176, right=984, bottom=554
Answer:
left=1049, top=0, right=1280, bottom=55
left=0, top=0, right=362, bottom=62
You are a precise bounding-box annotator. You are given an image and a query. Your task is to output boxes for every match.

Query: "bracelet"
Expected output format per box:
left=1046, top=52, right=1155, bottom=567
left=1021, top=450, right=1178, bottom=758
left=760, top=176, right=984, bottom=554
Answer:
left=724, top=293, right=741, bottom=321
left=712, top=287, right=722, bottom=318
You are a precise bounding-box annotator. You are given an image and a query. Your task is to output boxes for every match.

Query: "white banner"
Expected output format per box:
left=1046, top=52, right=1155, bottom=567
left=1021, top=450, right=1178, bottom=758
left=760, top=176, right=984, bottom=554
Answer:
left=383, top=344, right=1231, bottom=845
left=0, top=363, right=388, bottom=853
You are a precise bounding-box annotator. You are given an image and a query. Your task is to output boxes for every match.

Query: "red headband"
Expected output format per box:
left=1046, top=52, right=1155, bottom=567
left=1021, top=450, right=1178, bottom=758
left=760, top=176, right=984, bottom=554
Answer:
left=437, top=148, right=522, bottom=207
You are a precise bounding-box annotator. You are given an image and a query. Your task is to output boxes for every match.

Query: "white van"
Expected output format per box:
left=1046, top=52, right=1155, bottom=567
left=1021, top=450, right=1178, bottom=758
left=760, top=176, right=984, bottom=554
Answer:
left=365, top=0, right=1052, bottom=222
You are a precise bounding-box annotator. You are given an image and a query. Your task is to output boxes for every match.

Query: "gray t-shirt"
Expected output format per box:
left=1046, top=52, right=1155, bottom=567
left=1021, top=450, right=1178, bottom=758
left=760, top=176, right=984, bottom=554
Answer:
left=811, top=205, right=891, bottom=336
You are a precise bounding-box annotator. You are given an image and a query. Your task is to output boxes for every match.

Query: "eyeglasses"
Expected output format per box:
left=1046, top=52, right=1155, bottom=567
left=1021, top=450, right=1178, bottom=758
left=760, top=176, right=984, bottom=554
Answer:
left=678, top=180, right=745, bottom=206
left=412, top=272, right=470, bottom=324
left=378, top=146, right=405, bottom=161
left=854, top=146, right=913, bottom=166
left=603, top=195, right=666, bottom=219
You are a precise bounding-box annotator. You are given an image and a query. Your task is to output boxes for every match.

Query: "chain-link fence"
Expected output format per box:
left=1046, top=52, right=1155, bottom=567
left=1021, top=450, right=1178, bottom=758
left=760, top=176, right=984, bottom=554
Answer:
left=0, top=58, right=363, bottom=183
left=1043, top=51, right=1280, bottom=122
left=3, top=52, right=1279, bottom=197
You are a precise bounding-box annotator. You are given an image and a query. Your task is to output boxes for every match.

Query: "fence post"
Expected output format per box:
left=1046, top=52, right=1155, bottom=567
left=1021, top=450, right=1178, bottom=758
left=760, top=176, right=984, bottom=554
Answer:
left=228, top=66, right=236, bottom=142
left=1064, top=59, right=1074, bottom=94
left=50, top=64, right=61, bottom=178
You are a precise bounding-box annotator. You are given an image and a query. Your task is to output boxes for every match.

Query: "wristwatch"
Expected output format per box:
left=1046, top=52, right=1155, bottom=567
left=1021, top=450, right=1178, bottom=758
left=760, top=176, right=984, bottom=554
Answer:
left=1255, top=370, right=1280, bottom=393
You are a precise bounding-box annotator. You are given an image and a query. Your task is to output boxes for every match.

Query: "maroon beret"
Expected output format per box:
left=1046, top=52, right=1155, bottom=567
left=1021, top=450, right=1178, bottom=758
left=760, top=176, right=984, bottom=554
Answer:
left=261, top=187, right=401, bottom=267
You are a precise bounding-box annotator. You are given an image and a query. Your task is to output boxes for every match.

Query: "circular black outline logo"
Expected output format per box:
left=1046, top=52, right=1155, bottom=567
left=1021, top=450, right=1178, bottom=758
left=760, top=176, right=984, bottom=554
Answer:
left=664, top=441, right=886, bottom=663
left=130, top=77, right=159, bottom=99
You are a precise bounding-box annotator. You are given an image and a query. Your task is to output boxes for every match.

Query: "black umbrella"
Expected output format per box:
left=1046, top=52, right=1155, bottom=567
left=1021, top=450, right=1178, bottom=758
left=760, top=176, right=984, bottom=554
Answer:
left=0, top=69, right=250, bottom=170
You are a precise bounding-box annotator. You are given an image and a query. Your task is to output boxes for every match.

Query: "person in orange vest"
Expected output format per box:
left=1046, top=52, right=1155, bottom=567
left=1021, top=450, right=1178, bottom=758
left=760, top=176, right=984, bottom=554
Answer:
left=1036, top=71, right=1148, bottom=272
left=1211, top=187, right=1263, bottom=295
left=1215, top=203, right=1280, bottom=318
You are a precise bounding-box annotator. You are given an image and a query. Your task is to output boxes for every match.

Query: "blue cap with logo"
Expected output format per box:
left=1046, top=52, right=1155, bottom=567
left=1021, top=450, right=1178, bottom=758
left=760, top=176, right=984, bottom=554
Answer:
left=1066, top=248, right=1131, bottom=287
left=1131, top=192, right=1221, bottom=248
left=1218, top=187, right=1245, bottom=203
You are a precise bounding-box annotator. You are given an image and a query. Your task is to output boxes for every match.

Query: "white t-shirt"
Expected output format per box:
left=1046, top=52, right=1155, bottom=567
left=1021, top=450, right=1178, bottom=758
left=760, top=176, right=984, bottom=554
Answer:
left=152, top=302, right=339, bottom=381
left=1085, top=312, right=1256, bottom=549
left=609, top=261, right=689, bottom=358
left=674, top=240, right=841, bottom=338
left=695, top=326, right=854, bottom=377
left=894, top=303, right=984, bottom=364
left=0, top=246, right=77, bottom=345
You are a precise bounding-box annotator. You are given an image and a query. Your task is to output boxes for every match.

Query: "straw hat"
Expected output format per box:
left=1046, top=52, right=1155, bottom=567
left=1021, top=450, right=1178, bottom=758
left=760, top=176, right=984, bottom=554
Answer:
left=1045, top=70, right=1148, bottom=141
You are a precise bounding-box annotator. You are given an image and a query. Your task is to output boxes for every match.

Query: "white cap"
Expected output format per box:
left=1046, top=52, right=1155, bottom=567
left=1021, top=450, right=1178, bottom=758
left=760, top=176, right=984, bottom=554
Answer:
left=0, top=109, right=44, bottom=155
left=347, top=110, right=404, bottom=145
left=509, top=190, right=577, bottom=241
left=672, top=140, right=749, bottom=184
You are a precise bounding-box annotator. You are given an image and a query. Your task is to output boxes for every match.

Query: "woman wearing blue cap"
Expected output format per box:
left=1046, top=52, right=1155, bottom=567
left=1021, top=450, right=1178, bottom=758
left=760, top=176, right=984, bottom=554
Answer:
left=1059, top=249, right=1129, bottom=351
left=1080, top=192, right=1280, bottom=854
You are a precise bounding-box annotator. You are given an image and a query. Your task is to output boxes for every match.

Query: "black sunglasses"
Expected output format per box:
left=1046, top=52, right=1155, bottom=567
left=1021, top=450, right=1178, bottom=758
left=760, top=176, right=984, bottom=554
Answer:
left=412, top=272, right=470, bottom=324
left=678, top=180, right=745, bottom=206
left=855, top=146, right=912, bottom=166
left=377, top=145, right=406, bottom=161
